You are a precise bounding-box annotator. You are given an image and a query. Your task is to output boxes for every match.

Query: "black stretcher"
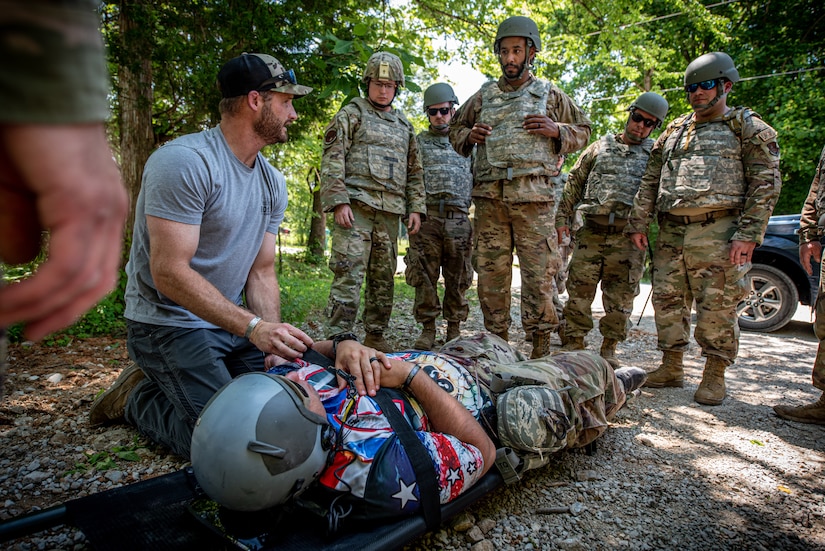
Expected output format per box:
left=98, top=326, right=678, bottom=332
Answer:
left=0, top=466, right=505, bottom=550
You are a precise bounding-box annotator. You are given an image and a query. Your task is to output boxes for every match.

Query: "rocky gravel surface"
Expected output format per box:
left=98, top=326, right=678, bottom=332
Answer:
left=1, top=286, right=824, bottom=550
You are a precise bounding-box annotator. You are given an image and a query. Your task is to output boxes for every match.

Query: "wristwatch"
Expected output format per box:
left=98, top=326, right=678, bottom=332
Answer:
left=331, top=332, right=359, bottom=357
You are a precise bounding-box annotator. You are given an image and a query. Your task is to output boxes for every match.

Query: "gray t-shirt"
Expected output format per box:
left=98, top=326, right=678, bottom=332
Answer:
left=125, top=125, right=287, bottom=327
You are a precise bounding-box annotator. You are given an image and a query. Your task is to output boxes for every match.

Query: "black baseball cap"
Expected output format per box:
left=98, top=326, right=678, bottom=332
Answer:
left=217, top=53, right=312, bottom=98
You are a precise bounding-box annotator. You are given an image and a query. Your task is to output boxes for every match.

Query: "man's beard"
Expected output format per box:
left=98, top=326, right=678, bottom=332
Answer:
left=502, top=62, right=525, bottom=80
left=254, top=106, right=287, bottom=145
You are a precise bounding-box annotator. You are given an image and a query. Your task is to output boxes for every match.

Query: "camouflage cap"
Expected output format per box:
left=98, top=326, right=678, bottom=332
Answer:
left=217, top=52, right=313, bottom=98
left=497, top=385, right=571, bottom=454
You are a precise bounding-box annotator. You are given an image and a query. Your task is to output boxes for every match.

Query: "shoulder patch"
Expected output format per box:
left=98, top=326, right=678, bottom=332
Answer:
left=756, top=127, right=777, bottom=143
left=324, top=128, right=338, bottom=146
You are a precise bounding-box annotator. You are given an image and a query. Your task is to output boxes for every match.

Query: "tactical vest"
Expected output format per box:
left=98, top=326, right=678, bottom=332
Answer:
left=656, top=109, right=748, bottom=212
left=475, top=79, right=556, bottom=182
left=344, top=97, right=411, bottom=196
left=417, top=130, right=472, bottom=210
left=581, top=134, right=652, bottom=216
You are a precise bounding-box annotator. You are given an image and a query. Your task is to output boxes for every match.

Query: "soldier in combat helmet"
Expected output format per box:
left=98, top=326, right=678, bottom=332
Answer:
left=321, top=52, right=426, bottom=352
left=406, top=83, right=473, bottom=350
left=626, top=52, right=781, bottom=405
left=449, top=15, right=592, bottom=359
left=556, top=92, right=669, bottom=367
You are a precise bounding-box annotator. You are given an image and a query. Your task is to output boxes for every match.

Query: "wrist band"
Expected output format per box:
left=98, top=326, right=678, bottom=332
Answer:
left=403, top=364, right=422, bottom=390
left=331, top=332, right=359, bottom=357
left=244, top=316, right=262, bottom=338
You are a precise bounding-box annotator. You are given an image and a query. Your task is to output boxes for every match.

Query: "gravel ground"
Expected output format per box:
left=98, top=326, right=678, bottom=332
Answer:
left=1, top=283, right=824, bottom=550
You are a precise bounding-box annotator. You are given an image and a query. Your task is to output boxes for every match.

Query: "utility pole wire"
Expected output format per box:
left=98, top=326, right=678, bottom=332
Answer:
left=585, top=66, right=825, bottom=105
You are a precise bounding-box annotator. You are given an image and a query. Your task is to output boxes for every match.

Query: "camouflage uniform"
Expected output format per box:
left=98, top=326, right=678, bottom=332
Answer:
left=557, top=134, right=650, bottom=342
left=626, top=108, right=781, bottom=362
left=321, top=97, right=426, bottom=337
left=439, top=333, right=626, bottom=454
left=798, top=144, right=825, bottom=393
left=449, top=76, right=591, bottom=338
left=405, top=127, right=473, bottom=326
left=550, top=172, right=570, bottom=325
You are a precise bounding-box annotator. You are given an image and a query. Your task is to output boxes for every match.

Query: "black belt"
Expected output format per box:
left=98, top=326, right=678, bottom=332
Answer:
left=661, top=208, right=741, bottom=225
left=584, top=218, right=627, bottom=234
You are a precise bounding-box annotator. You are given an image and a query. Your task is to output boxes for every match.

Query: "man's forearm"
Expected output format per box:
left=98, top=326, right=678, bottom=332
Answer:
left=245, top=267, right=281, bottom=322
left=406, top=368, right=496, bottom=475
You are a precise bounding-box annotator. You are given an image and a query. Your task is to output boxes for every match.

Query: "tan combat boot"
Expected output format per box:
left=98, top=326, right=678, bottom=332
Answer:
left=644, top=350, right=684, bottom=388
left=600, top=338, right=620, bottom=369
left=89, top=362, right=145, bottom=426
left=694, top=356, right=728, bottom=405
left=531, top=331, right=552, bottom=359
left=446, top=321, right=461, bottom=342
left=773, top=392, right=825, bottom=425
left=560, top=336, right=585, bottom=351
left=413, top=322, right=436, bottom=350
left=363, top=332, right=391, bottom=353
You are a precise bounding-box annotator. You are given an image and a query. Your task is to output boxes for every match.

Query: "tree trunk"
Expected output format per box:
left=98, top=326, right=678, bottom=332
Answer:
left=117, top=0, right=155, bottom=258
left=307, top=167, right=326, bottom=259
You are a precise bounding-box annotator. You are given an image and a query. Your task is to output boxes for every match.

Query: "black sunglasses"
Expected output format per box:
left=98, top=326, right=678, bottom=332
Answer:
left=428, top=107, right=451, bottom=116
left=258, top=69, right=297, bottom=91
left=630, top=111, right=658, bottom=128
left=685, top=79, right=718, bottom=94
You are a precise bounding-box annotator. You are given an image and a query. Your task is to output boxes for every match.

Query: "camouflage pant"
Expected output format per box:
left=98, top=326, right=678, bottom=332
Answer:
left=439, top=332, right=625, bottom=449
left=812, top=259, right=825, bottom=392
left=405, top=212, right=473, bottom=324
left=564, top=225, right=645, bottom=341
left=472, top=198, right=561, bottom=336
left=326, top=202, right=399, bottom=336
left=652, top=215, right=747, bottom=361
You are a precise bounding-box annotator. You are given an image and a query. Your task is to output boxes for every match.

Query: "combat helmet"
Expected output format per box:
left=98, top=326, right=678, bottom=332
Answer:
left=494, top=16, right=542, bottom=52
left=423, top=82, right=459, bottom=111
left=362, top=51, right=405, bottom=87
left=629, top=92, right=669, bottom=126
left=684, top=52, right=740, bottom=86
left=191, top=372, right=331, bottom=511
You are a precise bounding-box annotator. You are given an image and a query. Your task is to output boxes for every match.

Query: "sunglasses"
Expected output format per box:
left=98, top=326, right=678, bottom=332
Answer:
left=685, top=79, right=718, bottom=93
left=428, top=107, right=451, bottom=116
left=630, top=111, right=659, bottom=128
left=258, top=69, right=297, bottom=91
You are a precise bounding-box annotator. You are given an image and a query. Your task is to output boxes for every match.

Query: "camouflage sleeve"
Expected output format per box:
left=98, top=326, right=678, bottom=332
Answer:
left=731, top=116, right=782, bottom=244
left=625, top=130, right=667, bottom=235
left=320, top=107, right=356, bottom=212
left=449, top=90, right=483, bottom=158
left=547, top=85, right=592, bottom=156
left=799, top=145, right=825, bottom=243
left=405, top=130, right=426, bottom=216
left=555, top=140, right=598, bottom=228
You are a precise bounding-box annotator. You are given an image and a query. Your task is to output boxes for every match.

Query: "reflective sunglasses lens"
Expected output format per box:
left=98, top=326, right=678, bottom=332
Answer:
left=428, top=107, right=450, bottom=116
left=686, top=79, right=717, bottom=93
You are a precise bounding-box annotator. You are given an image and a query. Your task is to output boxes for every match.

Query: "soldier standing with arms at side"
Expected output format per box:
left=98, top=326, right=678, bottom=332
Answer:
left=406, top=83, right=473, bottom=350
left=450, top=15, right=592, bottom=359
left=556, top=93, right=669, bottom=367
left=773, top=144, right=825, bottom=425
left=625, top=53, right=781, bottom=405
left=321, top=52, right=426, bottom=352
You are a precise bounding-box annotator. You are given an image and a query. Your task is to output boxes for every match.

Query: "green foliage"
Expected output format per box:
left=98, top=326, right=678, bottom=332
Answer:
left=277, top=253, right=333, bottom=323
left=65, top=436, right=146, bottom=476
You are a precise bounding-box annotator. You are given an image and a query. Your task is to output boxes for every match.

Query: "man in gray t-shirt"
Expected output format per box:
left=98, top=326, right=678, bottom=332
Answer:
left=90, top=53, right=315, bottom=458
